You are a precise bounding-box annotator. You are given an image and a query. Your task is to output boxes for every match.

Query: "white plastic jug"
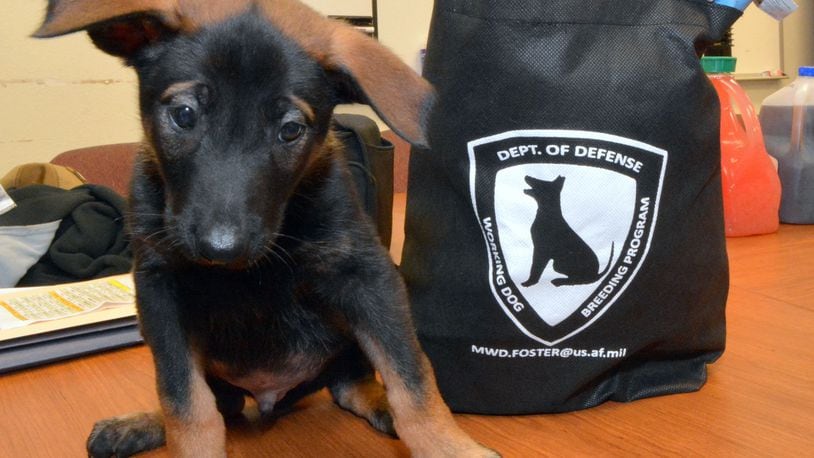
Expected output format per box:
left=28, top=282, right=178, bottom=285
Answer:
left=760, top=67, right=814, bottom=223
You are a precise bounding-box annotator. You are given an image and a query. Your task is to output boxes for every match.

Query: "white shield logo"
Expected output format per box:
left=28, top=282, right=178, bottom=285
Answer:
left=469, top=130, right=667, bottom=346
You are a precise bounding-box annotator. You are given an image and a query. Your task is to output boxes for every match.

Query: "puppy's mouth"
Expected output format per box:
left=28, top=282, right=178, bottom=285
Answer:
left=193, top=256, right=251, bottom=270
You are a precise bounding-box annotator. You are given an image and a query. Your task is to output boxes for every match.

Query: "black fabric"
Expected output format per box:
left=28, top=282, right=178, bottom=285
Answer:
left=0, top=184, right=132, bottom=286
left=402, top=0, right=739, bottom=413
left=334, top=113, right=395, bottom=248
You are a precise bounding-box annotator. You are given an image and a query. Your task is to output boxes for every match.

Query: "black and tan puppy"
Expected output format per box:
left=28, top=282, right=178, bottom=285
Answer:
left=35, top=1, right=497, bottom=456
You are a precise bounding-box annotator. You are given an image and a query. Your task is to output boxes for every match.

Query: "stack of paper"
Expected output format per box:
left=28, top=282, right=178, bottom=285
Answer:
left=0, top=274, right=142, bottom=372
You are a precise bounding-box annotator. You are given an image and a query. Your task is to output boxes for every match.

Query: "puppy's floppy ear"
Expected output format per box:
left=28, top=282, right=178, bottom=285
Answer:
left=324, top=27, right=435, bottom=149
left=33, top=0, right=184, bottom=58
left=258, top=0, right=435, bottom=148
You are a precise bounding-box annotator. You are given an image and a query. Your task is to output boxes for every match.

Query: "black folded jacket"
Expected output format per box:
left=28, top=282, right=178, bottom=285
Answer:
left=0, top=184, right=132, bottom=286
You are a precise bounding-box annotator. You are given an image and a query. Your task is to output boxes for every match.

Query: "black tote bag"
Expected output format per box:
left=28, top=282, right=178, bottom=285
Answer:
left=401, top=0, right=742, bottom=414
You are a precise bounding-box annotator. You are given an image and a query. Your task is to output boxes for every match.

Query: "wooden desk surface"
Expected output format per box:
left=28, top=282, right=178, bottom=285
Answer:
left=1, top=194, right=812, bottom=457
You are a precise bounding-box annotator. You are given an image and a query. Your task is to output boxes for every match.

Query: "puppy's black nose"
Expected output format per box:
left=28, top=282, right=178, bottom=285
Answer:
left=199, top=225, right=243, bottom=264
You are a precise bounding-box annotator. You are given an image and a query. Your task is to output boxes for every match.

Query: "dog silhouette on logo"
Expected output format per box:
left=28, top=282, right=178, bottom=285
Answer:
left=522, top=175, right=614, bottom=287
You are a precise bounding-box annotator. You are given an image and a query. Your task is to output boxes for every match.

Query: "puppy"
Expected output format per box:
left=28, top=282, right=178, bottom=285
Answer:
left=35, top=1, right=497, bottom=457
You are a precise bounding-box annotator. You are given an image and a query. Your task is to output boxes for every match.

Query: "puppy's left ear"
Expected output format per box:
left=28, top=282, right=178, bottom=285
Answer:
left=259, top=0, right=435, bottom=148
left=33, top=0, right=181, bottom=37
left=32, top=0, right=187, bottom=58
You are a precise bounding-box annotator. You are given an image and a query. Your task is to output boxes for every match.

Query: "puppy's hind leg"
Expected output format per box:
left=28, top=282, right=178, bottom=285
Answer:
left=206, top=374, right=247, bottom=419
left=327, top=345, right=395, bottom=436
left=87, top=411, right=166, bottom=458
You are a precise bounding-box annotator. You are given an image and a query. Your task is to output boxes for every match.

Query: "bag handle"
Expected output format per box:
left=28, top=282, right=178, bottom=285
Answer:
left=790, top=83, right=810, bottom=159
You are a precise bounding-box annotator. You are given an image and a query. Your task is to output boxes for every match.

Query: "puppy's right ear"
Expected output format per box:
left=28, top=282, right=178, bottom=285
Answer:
left=33, top=0, right=182, bottom=58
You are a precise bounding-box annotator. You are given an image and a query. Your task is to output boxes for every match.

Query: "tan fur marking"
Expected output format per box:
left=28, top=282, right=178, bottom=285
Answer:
left=290, top=96, right=316, bottom=125
left=302, top=129, right=341, bottom=173
left=360, top=337, right=496, bottom=457
left=160, top=81, right=198, bottom=102
left=333, top=377, right=389, bottom=419
left=162, top=357, right=226, bottom=458
left=115, top=411, right=165, bottom=436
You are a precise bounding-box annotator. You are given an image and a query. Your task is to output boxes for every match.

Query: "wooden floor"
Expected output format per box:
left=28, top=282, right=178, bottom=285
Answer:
left=1, top=194, right=812, bottom=457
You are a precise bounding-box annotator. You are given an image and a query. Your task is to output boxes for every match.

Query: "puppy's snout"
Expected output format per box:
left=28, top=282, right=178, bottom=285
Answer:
left=198, top=225, right=244, bottom=264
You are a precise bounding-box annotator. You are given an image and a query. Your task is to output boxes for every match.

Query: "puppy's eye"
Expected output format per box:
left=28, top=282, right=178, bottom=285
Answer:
left=278, top=122, right=305, bottom=143
left=170, top=105, right=197, bottom=130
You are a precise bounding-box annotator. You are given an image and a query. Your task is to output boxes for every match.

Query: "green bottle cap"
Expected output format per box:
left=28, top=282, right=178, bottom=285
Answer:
left=701, top=56, right=737, bottom=73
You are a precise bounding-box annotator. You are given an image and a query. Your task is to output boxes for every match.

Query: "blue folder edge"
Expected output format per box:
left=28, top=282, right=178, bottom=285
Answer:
left=0, top=316, right=143, bottom=373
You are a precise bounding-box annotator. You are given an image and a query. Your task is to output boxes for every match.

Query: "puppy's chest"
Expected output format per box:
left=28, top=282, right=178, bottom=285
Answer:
left=179, top=273, right=347, bottom=389
left=191, top=295, right=343, bottom=357
left=198, top=302, right=342, bottom=414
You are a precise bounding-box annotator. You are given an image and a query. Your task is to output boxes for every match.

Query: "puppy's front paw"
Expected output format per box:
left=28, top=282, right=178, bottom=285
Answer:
left=87, top=412, right=165, bottom=458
